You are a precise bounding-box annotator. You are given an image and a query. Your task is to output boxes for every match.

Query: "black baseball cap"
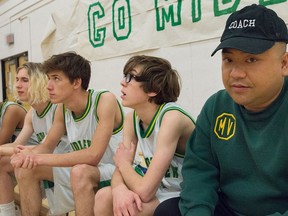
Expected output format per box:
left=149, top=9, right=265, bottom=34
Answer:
left=211, top=4, right=288, bottom=56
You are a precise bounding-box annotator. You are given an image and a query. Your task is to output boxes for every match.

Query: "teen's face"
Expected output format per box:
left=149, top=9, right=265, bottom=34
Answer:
left=15, top=68, right=30, bottom=102
left=221, top=44, right=287, bottom=112
left=120, top=65, right=150, bottom=109
left=46, top=70, right=75, bottom=104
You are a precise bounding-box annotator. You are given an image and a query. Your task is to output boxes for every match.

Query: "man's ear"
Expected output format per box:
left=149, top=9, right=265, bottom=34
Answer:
left=282, top=52, right=288, bottom=76
left=147, top=92, right=157, bottom=97
left=73, top=78, right=82, bottom=89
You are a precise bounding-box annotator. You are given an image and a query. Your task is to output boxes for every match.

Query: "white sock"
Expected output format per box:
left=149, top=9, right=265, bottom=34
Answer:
left=0, top=201, right=16, bottom=216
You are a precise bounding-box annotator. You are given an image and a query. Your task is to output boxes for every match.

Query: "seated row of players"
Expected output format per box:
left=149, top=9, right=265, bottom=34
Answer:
left=0, top=52, right=195, bottom=216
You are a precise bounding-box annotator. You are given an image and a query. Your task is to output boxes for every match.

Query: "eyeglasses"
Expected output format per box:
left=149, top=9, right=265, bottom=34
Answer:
left=123, top=73, right=148, bottom=83
left=124, top=73, right=136, bottom=83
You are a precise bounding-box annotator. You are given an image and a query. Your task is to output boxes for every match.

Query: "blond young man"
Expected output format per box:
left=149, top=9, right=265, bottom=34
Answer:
left=0, top=100, right=26, bottom=145
left=0, top=62, right=59, bottom=216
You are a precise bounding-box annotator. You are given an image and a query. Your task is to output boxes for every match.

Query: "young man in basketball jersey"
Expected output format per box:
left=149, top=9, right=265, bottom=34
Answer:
left=11, top=52, right=124, bottom=216
left=0, top=62, right=66, bottom=216
left=0, top=100, right=26, bottom=145
left=93, top=55, right=195, bottom=215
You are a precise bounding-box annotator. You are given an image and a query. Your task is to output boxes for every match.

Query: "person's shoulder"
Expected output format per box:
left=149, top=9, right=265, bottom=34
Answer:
left=206, top=89, right=230, bottom=104
left=96, top=91, right=117, bottom=106
left=91, top=89, right=120, bottom=115
left=199, top=89, right=233, bottom=116
left=163, top=102, right=194, bottom=120
left=91, top=89, right=116, bottom=99
left=4, top=101, right=26, bottom=113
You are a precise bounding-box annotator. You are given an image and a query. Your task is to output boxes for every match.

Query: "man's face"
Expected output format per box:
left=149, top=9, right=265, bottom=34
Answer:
left=221, top=43, right=287, bottom=112
left=120, top=65, right=151, bottom=109
left=47, top=70, right=75, bottom=104
left=15, top=68, right=30, bottom=102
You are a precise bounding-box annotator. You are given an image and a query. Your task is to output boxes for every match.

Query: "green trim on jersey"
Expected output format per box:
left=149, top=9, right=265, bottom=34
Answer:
left=133, top=103, right=195, bottom=158
left=159, top=107, right=195, bottom=158
left=94, top=90, right=109, bottom=122
left=133, top=103, right=166, bottom=139
left=113, top=99, right=124, bottom=134
left=51, top=104, right=58, bottom=123
left=43, top=180, right=54, bottom=189
left=94, top=90, right=124, bottom=135
left=62, top=104, right=66, bottom=124
left=159, top=107, right=196, bottom=125
left=0, top=102, right=4, bottom=117
left=62, top=89, right=124, bottom=136
left=0, top=102, right=4, bottom=118
left=36, top=102, right=52, bottom=118
left=73, top=89, right=94, bottom=122
left=0, top=101, right=27, bottom=118
left=174, top=152, right=185, bottom=158
left=0, top=101, right=27, bottom=132
left=98, top=180, right=111, bottom=189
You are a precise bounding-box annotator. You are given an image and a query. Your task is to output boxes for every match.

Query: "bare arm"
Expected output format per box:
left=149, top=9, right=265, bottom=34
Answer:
left=111, top=111, right=142, bottom=215
left=32, top=104, right=66, bottom=154
left=0, top=104, right=26, bottom=145
left=117, top=110, right=195, bottom=202
left=10, top=104, right=66, bottom=168
left=112, top=112, right=138, bottom=188
left=0, top=109, right=34, bottom=157
left=35, top=92, right=119, bottom=167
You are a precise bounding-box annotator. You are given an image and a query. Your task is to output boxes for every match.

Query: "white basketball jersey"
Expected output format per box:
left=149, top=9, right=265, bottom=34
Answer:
left=64, top=89, right=123, bottom=164
left=134, top=102, right=194, bottom=191
left=32, top=102, right=70, bottom=152
left=0, top=101, right=23, bottom=142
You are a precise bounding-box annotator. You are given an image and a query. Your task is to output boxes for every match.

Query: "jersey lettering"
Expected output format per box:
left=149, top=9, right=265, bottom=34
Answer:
left=144, top=157, right=152, bottom=167
left=165, top=165, right=179, bottom=178
left=71, top=139, right=91, bottom=151
left=36, top=132, right=46, bottom=143
left=145, top=156, right=179, bottom=178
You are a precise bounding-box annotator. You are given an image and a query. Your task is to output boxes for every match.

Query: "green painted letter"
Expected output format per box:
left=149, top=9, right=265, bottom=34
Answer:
left=113, top=0, right=132, bottom=41
left=155, top=0, right=182, bottom=31
left=88, top=2, right=106, bottom=47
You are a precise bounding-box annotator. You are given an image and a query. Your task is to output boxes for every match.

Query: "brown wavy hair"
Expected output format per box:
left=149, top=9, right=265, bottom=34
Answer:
left=123, top=55, right=181, bottom=104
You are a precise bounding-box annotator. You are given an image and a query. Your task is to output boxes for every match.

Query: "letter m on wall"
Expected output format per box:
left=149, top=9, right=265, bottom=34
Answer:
left=155, top=0, right=182, bottom=31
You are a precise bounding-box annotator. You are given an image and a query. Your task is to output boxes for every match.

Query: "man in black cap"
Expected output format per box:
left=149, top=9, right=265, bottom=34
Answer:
left=154, top=4, right=288, bottom=216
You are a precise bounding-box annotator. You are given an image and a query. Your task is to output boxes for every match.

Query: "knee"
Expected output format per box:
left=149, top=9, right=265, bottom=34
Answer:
left=70, top=164, right=92, bottom=189
left=95, top=187, right=110, bottom=201
left=94, top=187, right=112, bottom=214
left=14, top=168, right=35, bottom=181
left=0, top=156, right=14, bottom=173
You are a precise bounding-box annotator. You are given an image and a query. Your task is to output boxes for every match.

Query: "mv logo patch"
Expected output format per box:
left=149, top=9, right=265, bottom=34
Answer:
left=214, top=113, right=236, bottom=140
